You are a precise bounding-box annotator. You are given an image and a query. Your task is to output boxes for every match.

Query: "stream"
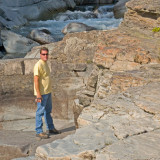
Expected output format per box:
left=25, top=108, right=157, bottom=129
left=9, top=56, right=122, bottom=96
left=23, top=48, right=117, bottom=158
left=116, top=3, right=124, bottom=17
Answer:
left=12, top=4, right=122, bottom=41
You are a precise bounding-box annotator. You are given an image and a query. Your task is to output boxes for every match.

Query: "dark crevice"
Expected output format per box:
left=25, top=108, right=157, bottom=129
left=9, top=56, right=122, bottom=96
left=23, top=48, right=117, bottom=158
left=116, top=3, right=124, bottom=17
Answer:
left=21, top=61, right=25, bottom=75
left=73, top=70, right=80, bottom=77
left=137, top=10, right=159, bottom=20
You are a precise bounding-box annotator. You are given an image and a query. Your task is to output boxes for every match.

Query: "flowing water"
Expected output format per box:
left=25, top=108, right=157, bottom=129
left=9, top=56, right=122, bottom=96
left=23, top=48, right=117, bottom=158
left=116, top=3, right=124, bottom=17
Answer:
left=13, top=4, right=122, bottom=41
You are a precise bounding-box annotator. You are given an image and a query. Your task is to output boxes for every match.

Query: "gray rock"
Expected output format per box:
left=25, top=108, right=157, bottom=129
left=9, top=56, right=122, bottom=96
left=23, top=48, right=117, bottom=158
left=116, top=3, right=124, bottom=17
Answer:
left=66, top=0, right=76, bottom=8
left=99, top=129, right=160, bottom=160
left=0, top=0, right=43, bottom=7
left=36, top=122, right=117, bottom=159
left=78, top=93, right=93, bottom=107
left=87, top=66, right=99, bottom=89
left=1, top=30, right=39, bottom=58
left=0, top=51, right=3, bottom=58
left=113, top=0, right=130, bottom=19
left=62, top=22, right=97, bottom=34
left=2, top=54, right=16, bottom=59
left=0, top=0, right=76, bottom=28
left=29, top=29, right=56, bottom=44
left=12, top=156, right=36, bottom=160
left=0, top=119, right=75, bottom=160
left=0, top=8, right=27, bottom=28
left=25, top=43, right=56, bottom=58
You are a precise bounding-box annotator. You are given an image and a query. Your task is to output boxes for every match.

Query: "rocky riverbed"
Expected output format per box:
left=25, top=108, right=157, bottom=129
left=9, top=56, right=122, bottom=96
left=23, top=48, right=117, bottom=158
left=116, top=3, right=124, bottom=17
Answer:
left=1, top=0, right=160, bottom=159
left=0, top=0, right=124, bottom=59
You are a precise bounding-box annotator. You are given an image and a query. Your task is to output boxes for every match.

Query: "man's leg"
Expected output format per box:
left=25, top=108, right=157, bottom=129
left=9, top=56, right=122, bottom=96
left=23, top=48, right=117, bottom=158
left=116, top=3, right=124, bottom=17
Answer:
left=35, top=94, right=48, bottom=134
left=44, top=93, right=55, bottom=130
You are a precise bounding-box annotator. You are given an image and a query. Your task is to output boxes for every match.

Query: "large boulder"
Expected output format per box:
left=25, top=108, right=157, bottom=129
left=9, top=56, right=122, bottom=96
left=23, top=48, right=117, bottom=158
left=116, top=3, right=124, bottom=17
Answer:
left=29, top=29, right=56, bottom=44
left=62, top=22, right=97, bottom=34
left=0, top=0, right=76, bottom=28
left=1, top=30, right=39, bottom=58
left=113, top=0, right=130, bottom=19
left=120, top=0, right=160, bottom=37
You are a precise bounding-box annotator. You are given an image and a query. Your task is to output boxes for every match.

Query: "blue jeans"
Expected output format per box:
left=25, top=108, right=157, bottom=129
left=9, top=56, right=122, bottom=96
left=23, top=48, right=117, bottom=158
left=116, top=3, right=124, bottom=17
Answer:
left=35, top=93, right=55, bottom=134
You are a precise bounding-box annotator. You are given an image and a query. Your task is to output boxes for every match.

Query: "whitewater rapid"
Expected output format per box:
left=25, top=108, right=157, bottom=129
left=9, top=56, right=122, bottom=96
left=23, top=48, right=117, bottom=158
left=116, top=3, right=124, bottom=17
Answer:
left=13, top=4, right=122, bottom=41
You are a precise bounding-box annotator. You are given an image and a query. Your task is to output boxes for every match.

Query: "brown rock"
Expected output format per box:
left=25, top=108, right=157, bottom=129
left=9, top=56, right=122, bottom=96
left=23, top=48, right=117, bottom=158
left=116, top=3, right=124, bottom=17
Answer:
left=93, top=47, right=119, bottom=68
left=23, top=59, right=39, bottom=75
left=134, top=53, right=150, bottom=64
left=4, top=59, right=24, bottom=76
left=120, top=0, right=160, bottom=37
left=93, top=55, right=114, bottom=69
left=110, top=61, right=140, bottom=71
left=111, top=73, right=147, bottom=94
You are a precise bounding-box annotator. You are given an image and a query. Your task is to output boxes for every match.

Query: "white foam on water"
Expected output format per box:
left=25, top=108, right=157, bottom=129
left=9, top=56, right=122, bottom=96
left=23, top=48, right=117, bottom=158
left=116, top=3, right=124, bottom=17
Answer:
left=13, top=4, right=122, bottom=41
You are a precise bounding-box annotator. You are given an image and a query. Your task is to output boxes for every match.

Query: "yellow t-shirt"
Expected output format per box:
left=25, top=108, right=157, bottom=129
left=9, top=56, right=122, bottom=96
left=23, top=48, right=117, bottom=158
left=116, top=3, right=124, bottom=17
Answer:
left=34, top=59, right=52, bottom=95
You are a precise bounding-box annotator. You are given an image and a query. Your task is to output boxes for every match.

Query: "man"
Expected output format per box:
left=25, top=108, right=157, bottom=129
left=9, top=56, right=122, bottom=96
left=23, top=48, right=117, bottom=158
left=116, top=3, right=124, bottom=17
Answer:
left=34, top=47, right=60, bottom=139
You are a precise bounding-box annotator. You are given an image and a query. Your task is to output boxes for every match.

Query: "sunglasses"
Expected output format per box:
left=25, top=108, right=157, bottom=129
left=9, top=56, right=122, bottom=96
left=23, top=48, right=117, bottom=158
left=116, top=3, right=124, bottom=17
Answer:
left=41, top=53, right=48, bottom=56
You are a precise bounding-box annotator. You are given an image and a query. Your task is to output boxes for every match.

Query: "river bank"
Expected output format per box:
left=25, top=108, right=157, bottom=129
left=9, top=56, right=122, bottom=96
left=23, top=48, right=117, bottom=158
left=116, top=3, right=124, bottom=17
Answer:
left=1, top=0, right=160, bottom=159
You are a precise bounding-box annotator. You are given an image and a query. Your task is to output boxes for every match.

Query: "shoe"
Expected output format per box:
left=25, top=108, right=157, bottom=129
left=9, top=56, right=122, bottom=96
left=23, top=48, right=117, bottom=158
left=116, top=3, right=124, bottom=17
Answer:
left=36, top=132, right=49, bottom=139
left=46, top=128, right=61, bottom=134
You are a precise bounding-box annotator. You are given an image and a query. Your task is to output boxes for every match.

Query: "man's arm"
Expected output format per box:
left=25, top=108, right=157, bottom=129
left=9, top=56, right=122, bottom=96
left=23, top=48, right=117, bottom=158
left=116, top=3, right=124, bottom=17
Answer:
left=34, top=75, right=42, bottom=103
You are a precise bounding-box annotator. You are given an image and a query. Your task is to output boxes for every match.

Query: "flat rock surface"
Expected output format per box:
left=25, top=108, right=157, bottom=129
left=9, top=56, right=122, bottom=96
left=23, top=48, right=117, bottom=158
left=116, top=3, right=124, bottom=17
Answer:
left=0, top=119, right=75, bottom=160
left=97, top=129, right=160, bottom=160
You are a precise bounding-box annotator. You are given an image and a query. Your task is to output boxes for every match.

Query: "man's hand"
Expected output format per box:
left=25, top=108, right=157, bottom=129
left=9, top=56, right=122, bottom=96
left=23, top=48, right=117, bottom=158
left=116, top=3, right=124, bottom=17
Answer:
left=35, top=94, right=42, bottom=103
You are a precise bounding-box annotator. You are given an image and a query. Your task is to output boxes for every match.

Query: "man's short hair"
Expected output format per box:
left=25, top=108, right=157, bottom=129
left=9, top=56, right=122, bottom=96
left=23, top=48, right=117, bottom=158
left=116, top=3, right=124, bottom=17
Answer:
left=40, top=47, right=49, bottom=54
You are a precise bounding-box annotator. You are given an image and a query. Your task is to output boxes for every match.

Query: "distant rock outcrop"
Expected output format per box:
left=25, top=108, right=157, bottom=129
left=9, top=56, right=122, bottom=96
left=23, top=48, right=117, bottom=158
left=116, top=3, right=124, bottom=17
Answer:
left=0, top=0, right=76, bottom=28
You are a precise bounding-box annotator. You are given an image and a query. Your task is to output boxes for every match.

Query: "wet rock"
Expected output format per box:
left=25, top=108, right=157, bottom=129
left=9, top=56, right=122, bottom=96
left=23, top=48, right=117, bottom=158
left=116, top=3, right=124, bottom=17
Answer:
left=29, top=29, right=56, bottom=44
left=62, top=22, right=97, bottom=34
left=1, top=30, right=39, bottom=58
left=113, top=0, right=129, bottom=19
left=0, top=0, right=76, bottom=28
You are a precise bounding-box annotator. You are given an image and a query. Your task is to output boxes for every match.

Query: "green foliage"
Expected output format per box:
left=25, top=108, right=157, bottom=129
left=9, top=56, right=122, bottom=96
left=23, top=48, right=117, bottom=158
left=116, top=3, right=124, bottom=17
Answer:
left=86, top=59, right=93, bottom=64
left=152, top=27, right=160, bottom=32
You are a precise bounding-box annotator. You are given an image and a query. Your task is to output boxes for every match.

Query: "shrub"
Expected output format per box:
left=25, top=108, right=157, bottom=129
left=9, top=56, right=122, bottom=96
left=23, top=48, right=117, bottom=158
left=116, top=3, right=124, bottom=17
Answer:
left=152, top=27, right=160, bottom=32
